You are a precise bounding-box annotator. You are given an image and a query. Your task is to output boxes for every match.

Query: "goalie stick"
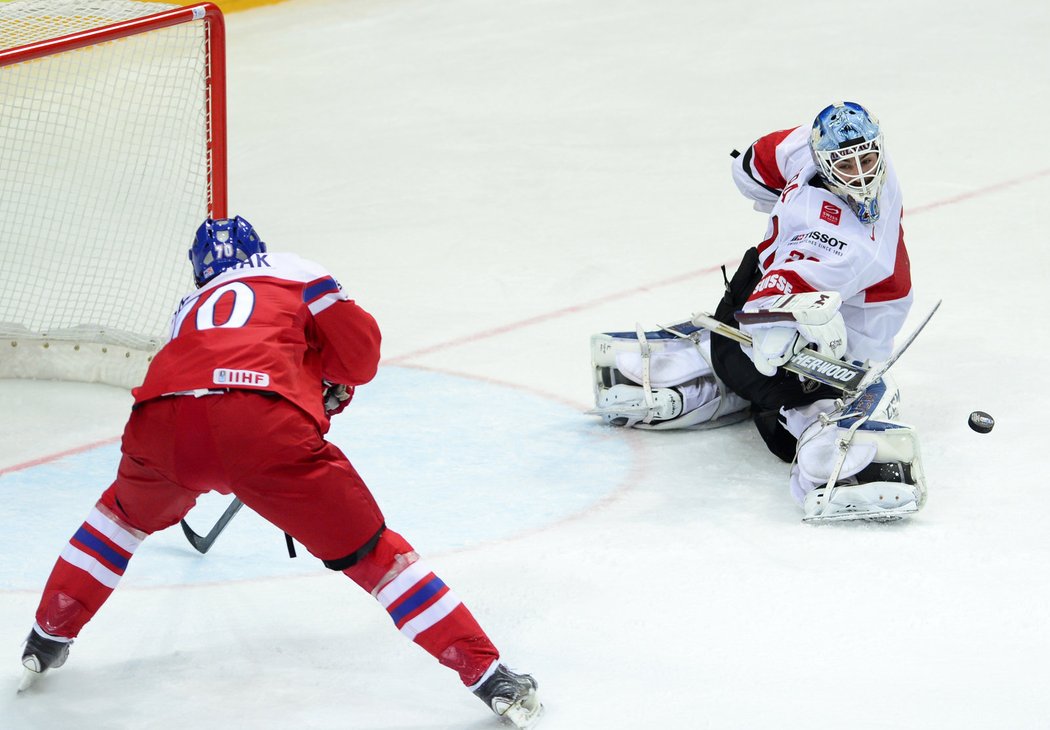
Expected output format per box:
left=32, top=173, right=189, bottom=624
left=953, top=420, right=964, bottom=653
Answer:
left=688, top=299, right=941, bottom=401
left=684, top=314, right=868, bottom=394
left=180, top=497, right=243, bottom=554
left=840, top=299, right=941, bottom=400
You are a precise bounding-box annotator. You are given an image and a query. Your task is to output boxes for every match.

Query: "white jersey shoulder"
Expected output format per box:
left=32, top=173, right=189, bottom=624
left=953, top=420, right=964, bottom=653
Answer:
left=166, top=253, right=348, bottom=341
left=774, top=125, right=814, bottom=182
left=731, top=125, right=812, bottom=210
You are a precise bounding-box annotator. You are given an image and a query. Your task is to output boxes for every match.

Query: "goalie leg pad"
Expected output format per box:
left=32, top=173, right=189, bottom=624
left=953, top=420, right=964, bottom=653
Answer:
left=590, top=322, right=748, bottom=430
left=591, top=322, right=713, bottom=385
left=793, top=419, right=927, bottom=521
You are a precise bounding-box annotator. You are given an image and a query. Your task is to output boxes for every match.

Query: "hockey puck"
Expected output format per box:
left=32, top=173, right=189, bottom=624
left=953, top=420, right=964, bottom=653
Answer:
left=968, top=411, right=994, bottom=434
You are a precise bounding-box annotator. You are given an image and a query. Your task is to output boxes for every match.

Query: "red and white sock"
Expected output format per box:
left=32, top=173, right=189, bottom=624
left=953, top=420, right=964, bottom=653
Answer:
left=345, top=528, right=500, bottom=686
left=35, top=501, right=146, bottom=639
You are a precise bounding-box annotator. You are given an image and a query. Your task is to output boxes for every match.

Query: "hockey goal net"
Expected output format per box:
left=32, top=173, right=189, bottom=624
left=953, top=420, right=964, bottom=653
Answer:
left=0, top=0, right=226, bottom=388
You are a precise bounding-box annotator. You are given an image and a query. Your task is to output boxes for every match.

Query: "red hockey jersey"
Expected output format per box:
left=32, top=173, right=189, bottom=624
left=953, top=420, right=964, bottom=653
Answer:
left=133, top=252, right=380, bottom=428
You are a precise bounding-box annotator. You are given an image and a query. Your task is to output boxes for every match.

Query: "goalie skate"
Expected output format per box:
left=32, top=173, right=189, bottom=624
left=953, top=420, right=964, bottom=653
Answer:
left=802, top=480, right=920, bottom=523
left=795, top=384, right=927, bottom=524
left=591, top=384, right=685, bottom=424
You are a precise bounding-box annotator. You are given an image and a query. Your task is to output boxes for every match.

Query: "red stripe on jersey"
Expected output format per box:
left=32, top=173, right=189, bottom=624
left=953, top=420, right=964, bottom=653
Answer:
left=750, top=128, right=796, bottom=191
left=758, top=215, right=780, bottom=268
left=748, top=268, right=817, bottom=301
left=865, top=223, right=912, bottom=303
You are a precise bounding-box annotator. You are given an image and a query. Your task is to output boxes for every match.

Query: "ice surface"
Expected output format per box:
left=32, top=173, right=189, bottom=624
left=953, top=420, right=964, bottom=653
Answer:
left=2, top=0, right=1049, bottom=728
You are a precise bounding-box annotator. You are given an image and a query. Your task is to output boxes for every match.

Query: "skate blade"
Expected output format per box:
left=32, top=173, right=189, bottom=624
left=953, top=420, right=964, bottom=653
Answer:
left=17, top=668, right=41, bottom=694
left=503, top=699, right=544, bottom=729
left=587, top=404, right=650, bottom=417
left=803, top=504, right=918, bottom=523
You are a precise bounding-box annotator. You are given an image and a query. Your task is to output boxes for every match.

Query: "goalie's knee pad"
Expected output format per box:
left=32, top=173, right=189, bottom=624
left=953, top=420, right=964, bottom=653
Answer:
left=590, top=322, right=748, bottom=430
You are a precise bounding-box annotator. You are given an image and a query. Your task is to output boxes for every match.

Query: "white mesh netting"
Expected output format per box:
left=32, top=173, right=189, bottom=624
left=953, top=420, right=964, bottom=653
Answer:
left=0, top=0, right=215, bottom=382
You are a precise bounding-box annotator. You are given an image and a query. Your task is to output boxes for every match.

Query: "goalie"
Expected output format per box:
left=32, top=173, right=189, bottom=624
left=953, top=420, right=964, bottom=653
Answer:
left=591, top=102, right=926, bottom=523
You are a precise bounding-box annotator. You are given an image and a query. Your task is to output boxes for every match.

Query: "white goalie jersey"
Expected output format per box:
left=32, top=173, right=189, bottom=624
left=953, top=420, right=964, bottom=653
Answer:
left=589, top=110, right=928, bottom=523
left=732, top=125, right=913, bottom=363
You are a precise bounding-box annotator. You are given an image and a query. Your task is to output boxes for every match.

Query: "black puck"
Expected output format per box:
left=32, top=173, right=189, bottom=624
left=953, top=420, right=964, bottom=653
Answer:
left=968, top=411, right=994, bottom=434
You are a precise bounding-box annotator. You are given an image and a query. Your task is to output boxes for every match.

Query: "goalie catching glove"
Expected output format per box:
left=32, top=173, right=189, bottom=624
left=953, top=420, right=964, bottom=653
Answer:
left=323, top=381, right=354, bottom=416
left=736, top=291, right=848, bottom=376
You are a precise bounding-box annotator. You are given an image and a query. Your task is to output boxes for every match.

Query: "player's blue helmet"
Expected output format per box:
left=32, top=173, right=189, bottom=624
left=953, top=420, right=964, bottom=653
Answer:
left=810, top=102, right=886, bottom=224
left=189, top=216, right=266, bottom=287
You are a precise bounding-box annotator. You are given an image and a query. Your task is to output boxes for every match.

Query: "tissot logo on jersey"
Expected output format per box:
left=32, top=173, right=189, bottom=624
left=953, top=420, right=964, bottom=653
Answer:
left=789, top=230, right=848, bottom=254
left=213, top=368, right=270, bottom=387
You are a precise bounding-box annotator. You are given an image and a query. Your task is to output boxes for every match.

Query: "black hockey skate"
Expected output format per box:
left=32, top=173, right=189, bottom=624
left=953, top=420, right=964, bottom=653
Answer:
left=18, top=629, right=72, bottom=692
left=473, top=664, right=543, bottom=728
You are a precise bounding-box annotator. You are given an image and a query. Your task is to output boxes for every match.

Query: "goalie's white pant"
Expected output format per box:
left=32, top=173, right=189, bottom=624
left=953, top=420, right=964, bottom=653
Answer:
left=781, top=377, right=927, bottom=521
left=590, top=325, right=749, bottom=430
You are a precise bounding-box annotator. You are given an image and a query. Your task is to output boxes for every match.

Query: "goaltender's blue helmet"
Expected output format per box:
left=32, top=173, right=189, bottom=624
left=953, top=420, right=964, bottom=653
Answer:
left=809, top=101, right=886, bottom=224
left=189, top=216, right=266, bottom=287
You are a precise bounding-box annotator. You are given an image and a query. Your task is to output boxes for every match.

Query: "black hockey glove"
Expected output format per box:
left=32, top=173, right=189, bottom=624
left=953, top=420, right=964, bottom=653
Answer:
left=323, top=381, right=354, bottom=416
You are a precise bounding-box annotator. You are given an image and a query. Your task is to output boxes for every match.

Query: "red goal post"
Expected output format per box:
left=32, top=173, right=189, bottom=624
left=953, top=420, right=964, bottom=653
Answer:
left=0, top=1, right=227, bottom=388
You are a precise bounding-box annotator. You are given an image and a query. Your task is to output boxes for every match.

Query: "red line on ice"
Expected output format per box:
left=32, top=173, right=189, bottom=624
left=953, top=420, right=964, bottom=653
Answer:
left=1, top=437, right=120, bottom=476
left=390, top=167, right=1050, bottom=363
left=384, top=262, right=731, bottom=364
left=8, top=167, right=1048, bottom=474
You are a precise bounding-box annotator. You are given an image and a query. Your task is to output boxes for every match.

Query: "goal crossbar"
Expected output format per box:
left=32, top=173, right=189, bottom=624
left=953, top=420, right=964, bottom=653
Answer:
left=0, top=1, right=228, bottom=388
left=0, top=3, right=227, bottom=218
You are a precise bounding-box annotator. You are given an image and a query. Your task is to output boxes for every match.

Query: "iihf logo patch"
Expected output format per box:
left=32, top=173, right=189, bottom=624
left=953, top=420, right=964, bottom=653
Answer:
left=820, top=201, right=842, bottom=226
left=213, top=368, right=270, bottom=387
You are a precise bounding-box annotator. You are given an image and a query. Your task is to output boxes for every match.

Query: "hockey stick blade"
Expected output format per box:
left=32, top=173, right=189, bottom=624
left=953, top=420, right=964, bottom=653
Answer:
left=180, top=498, right=244, bottom=554
left=846, top=299, right=942, bottom=398
left=690, top=313, right=867, bottom=393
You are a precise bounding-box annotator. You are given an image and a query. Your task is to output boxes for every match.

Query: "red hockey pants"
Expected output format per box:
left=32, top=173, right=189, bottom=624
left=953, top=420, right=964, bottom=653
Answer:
left=33, top=391, right=498, bottom=685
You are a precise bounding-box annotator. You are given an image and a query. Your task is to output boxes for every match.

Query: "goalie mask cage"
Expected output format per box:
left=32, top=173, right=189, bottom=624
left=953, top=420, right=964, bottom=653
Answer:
left=0, top=0, right=226, bottom=388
